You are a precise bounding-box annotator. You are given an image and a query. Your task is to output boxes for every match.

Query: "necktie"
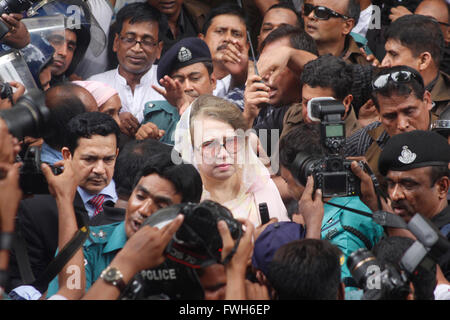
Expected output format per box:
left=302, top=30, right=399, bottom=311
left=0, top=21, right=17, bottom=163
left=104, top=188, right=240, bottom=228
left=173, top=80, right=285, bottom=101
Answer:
left=89, top=194, right=105, bottom=216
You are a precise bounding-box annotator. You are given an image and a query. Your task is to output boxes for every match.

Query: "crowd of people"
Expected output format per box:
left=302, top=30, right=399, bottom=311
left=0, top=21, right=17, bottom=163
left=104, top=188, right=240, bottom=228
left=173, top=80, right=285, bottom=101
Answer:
left=0, top=0, right=450, bottom=301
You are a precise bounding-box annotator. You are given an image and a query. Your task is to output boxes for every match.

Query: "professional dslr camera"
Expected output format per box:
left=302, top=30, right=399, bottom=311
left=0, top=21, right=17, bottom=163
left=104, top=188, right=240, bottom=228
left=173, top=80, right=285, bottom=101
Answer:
left=348, top=212, right=450, bottom=300
left=0, top=88, right=56, bottom=194
left=291, top=97, right=361, bottom=198
left=120, top=200, right=243, bottom=300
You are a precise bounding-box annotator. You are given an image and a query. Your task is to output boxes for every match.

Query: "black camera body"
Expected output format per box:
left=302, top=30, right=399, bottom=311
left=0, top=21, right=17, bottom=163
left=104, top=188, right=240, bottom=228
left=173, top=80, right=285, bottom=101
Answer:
left=19, top=145, right=62, bottom=195
left=292, top=98, right=360, bottom=198
left=120, top=200, right=243, bottom=300
left=348, top=212, right=450, bottom=300
left=0, top=88, right=49, bottom=140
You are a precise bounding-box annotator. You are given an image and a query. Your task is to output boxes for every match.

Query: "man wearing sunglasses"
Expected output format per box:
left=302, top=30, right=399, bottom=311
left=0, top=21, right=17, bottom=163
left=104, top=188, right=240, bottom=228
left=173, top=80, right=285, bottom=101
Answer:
left=381, top=14, right=450, bottom=116
left=346, top=66, right=436, bottom=177
left=302, top=0, right=368, bottom=66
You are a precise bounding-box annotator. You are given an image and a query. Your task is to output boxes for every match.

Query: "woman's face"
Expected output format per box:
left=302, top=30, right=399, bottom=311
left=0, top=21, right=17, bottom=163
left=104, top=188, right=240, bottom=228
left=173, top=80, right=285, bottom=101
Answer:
left=192, top=116, right=245, bottom=181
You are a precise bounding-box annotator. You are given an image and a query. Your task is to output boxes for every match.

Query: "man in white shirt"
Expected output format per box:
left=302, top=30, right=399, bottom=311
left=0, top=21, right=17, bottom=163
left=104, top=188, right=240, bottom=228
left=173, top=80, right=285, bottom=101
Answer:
left=88, top=3, right=166, bottom=137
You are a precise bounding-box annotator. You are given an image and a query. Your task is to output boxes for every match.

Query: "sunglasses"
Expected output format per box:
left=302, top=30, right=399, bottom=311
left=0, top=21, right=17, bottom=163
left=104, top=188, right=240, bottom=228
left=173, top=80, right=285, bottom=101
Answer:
left=302, top=3, right=350, bottom=20
left=372, top=70, right=423, bottom=90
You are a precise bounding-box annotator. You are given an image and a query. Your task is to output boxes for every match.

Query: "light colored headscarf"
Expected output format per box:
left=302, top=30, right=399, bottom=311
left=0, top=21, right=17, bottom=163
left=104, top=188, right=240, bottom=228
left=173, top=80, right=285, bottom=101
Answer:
left=72, top=80, right=118, bottom=108
left=173, top=96, right=289, bottom=226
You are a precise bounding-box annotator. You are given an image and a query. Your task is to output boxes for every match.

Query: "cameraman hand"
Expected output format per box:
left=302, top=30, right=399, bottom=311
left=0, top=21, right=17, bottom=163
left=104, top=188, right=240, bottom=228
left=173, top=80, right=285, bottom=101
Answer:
left=41, top=160, right=78, bottom=202
left=0, top=118, right=20, bottom=164
left=349, top=159, right=390, bottom=213
left=1, top=13, right=30, bottom=49
left=298, top=176, right=323, bottom=239
left=82, top=214, right=184, bottom=300
left=218, top=218, right=254, bottom=299
left=0, top=162, right=22, bottom=232
left=0, top=82, right=25, bottom=110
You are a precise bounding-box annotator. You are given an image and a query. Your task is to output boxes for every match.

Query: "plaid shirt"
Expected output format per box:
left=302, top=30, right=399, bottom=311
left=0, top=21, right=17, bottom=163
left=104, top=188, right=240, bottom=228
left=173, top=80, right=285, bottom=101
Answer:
left=345, top=121, right=389, bottom=157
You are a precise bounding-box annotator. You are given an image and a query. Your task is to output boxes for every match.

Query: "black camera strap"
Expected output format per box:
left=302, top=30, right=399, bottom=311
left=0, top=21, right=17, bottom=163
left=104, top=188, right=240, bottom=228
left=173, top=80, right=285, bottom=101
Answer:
left=13, top=208, right=89, bottom=293
left=31, top=225, right=89, bottom=290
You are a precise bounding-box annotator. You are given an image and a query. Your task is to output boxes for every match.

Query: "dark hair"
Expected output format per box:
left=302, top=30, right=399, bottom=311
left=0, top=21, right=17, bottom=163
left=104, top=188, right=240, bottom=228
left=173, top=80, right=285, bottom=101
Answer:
left=301, top=54, right=354, bottom=101
left=115, top=3, right=168, bottom=42
left=347, top=0, right=361, bottom=26
left=65, top=112, right=120, bottom=154
left=259, top=24, right=318, bottom=55
left=201, top=3, right=247, bottom=35
left=429, top=165, right=450, bottom=187
left=384, top=14, right=444, bottom=67
left=371, top=65, right=426, bottom=111
left=267, top=239, right=343, bottom=300
left=265, top=2, right=304, bottom=29
left=279, top=123, right=323, bottom=172
left=372, top=236, right=437, bottom=300
left=133, top=152, right=203, bottom=203
left=114, top=139, right=173, bottom=199
left=44, top=84, right=88, bottom=150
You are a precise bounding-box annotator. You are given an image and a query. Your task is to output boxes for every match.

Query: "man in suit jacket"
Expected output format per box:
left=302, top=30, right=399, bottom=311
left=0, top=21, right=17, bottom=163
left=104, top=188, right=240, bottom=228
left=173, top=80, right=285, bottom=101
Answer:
left=7, top=112, right=121, bottom=297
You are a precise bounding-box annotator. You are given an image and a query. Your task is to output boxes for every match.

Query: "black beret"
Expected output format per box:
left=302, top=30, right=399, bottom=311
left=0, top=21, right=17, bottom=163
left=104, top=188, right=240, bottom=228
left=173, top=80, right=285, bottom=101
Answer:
left=378, top=130, right=450, bottom=176
left=157, top=37, right=212, bottom=82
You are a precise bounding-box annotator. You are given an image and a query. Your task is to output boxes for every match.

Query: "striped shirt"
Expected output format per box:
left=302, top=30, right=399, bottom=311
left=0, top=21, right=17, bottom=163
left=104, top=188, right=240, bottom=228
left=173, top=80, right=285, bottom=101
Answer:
left=345, top=121, right=389, bottom=157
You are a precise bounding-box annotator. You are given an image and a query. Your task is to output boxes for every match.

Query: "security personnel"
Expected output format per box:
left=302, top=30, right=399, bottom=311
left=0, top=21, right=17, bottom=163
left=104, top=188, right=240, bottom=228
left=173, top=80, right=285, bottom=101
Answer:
left=137, top=37, right=216, bottom=145
left=346, top=66, right=438, bottom=179
left=378, top=130, right=450, bottom=280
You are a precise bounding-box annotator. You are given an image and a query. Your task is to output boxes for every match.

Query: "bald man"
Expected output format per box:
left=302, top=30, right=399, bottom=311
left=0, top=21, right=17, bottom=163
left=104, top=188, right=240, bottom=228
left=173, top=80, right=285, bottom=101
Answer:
left=40, top=83, right=97, bottom=164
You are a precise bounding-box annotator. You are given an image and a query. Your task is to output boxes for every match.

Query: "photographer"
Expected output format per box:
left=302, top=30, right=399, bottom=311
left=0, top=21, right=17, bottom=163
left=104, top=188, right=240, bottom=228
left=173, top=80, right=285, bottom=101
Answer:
left=7, top=112, right=120, bottom=298
left=278, top=123, right=384, bottom=297
left=45, top=149, right=203, bottom=299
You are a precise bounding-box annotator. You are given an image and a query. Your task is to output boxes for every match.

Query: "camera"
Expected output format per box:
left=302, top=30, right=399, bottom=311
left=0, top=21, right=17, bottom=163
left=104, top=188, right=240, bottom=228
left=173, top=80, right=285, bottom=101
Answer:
left=119, top=200, right=243, bottom=300
left=292, top=97, right=360, bottom=198
left=0, top=88, right=49, bottom=140
left=19, top=145, right=62, bottom=195
left=348, top=212, right=450, bottom=300
left=0, top=81, right=13, bottom=103
left=0, top=0, right=35, bottom=38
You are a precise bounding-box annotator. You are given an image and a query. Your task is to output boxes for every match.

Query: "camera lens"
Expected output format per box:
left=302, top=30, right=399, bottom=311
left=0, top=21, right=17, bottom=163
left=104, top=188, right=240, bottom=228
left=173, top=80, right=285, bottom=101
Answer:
left=347, top=248, right=379, bottom=289
left=0, top=89, right=50, bottom=140
left=292, top=152, right=319, bottom=186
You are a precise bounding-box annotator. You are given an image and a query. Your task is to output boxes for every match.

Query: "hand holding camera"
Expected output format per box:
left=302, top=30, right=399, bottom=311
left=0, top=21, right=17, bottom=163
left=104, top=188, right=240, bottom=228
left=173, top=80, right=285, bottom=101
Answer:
left=298, top=175, right=324, bottom=239
left=41, top=160, right=76, bottom=202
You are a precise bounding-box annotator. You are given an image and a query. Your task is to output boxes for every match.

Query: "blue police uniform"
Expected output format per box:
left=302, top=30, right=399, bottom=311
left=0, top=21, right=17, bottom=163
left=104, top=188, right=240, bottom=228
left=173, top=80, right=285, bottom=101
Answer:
left=46, top=221, right=127, bottom=297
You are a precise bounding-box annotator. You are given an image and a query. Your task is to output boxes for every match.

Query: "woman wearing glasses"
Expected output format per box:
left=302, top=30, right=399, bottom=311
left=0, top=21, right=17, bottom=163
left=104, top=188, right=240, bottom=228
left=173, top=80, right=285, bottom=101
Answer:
left=174, top=95, right=289, bottom=226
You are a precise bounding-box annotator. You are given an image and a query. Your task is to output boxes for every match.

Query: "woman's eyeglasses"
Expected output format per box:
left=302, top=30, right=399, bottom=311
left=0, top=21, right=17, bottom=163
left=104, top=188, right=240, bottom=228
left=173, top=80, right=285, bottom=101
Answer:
left=197, top=135, right=245, bottom=158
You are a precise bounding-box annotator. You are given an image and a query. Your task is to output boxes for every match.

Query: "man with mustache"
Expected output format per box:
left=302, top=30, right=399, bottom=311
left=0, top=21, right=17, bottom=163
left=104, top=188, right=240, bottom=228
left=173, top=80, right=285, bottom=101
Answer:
left=136, top=37, right=216, bottom=144
left=7, top=112, right=121, bottom=299
left=377, top=130, right=450, bottom=280
left=198, top=4, right=250, bottom=98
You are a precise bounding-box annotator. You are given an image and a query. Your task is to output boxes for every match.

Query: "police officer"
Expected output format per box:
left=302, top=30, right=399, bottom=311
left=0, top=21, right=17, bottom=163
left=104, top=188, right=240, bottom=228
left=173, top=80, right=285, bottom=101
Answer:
left=378, top=130, right=450, bottom=280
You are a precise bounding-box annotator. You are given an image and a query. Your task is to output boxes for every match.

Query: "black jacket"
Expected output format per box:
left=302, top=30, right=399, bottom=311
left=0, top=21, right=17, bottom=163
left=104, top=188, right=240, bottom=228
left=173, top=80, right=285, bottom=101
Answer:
left=6, top=192, right=121, bottom=293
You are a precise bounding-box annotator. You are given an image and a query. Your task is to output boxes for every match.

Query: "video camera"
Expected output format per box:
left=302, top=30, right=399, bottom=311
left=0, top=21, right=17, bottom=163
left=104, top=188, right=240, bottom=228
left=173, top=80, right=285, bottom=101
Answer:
left=119, top=200, right=243, bottom=300
left=347, top=212, right=450, bottom=300
left=291, top=97, right=361, bottom=198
